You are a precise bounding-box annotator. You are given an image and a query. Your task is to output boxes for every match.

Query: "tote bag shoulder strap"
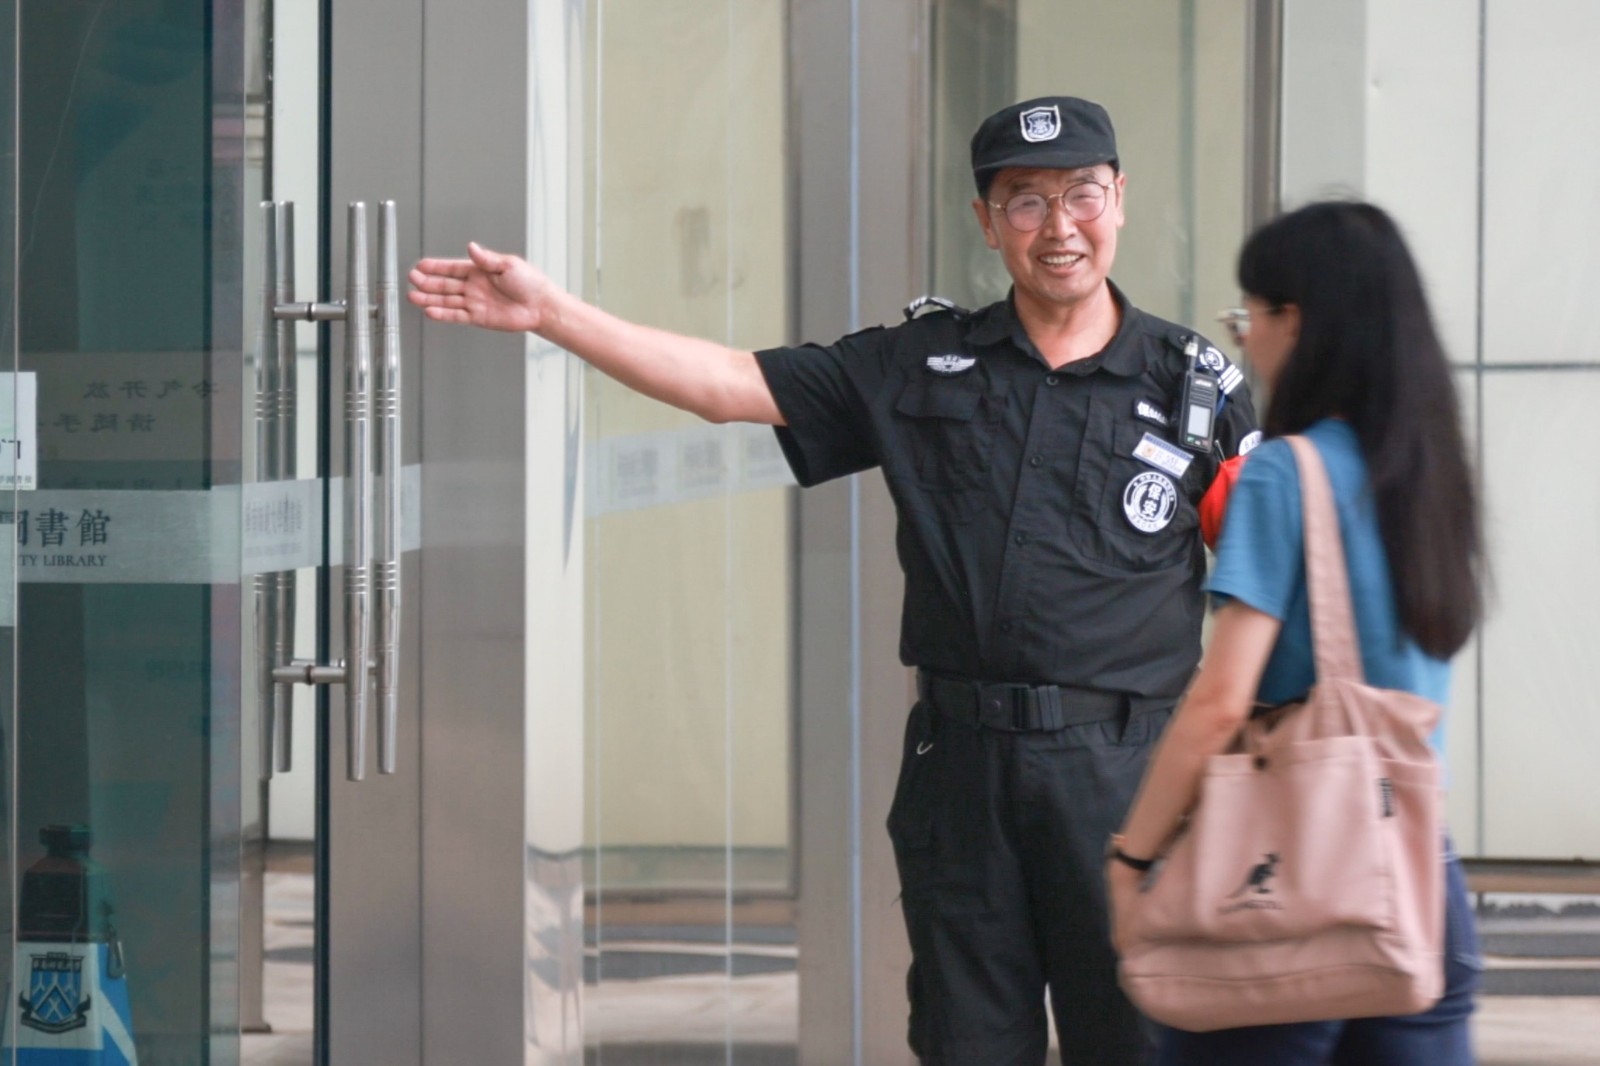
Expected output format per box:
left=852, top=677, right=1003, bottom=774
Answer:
left=1284, top=435, right=1365, bottom=684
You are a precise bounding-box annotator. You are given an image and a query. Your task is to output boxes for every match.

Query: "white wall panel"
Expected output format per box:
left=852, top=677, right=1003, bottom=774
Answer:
left=1365, top=0, right=1481, bottom=367
left=1482, top=0, right=1600, bottom=365
left=1480, top=371, right=1600, bottom=858
left=1279, top=0, right=1365, bottom=204
left=1444, top=370, right=1481, bottom=851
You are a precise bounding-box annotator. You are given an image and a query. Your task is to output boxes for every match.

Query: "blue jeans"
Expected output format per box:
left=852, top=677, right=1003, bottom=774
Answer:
left=1156, top=851, right=1482, bottom=1066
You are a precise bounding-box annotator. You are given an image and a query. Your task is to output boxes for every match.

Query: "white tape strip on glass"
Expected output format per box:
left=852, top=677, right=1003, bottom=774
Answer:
left=586, top=422, right=795, bottom=516
left=0, top=464, right=423, bottom=587
left=0, top=417, right=796, bottom=602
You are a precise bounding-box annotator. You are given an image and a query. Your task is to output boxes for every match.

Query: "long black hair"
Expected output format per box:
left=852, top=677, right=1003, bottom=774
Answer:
left=1237, top=201, right=1482, bottom=657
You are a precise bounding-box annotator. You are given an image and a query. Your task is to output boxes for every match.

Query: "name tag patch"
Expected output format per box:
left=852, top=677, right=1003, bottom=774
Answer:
left=925, top=354, right=976, bottom=376
left=1124, top=471, right=1179, bottom=534
left=1132, top=432, right=1193, bottom=478
left=1135, top=399, right=1171, bottom=428
left=1237, top=429, right=1263, bottom=456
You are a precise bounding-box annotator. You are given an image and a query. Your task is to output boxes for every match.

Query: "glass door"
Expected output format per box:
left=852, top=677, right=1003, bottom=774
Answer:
left=240, top=0, right=322, bottom=1058
left=0, top=0, right=17, bottom=1056
left=9, top=2, right=247, bottom=1063
left=241, top=0, right=419, bottom=1063
left=2, top=1, right=416, bottom=1062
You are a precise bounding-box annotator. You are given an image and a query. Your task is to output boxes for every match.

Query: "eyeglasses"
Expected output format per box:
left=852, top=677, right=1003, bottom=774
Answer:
left=987, top=180, right=1115, bottom=231
left=1216, top=307, right=1251, bottom=346
left=1217, top=303, right=1286, bottom=347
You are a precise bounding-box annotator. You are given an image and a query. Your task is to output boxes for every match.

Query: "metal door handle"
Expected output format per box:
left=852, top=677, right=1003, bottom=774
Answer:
left=341, top=202, right=375, bottom=782
left=255, top=202, right=298, bottom=779
left=259, top=199, right=404, bottom=782
left=373, top=202, right=403, bottom=776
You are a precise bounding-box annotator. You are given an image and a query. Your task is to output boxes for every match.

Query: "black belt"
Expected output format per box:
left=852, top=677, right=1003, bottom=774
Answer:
left=916, top=669, right=1136, bottom=733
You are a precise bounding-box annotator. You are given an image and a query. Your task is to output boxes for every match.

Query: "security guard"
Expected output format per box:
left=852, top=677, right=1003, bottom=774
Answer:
left=409, top=95, right=1257, bottom=1066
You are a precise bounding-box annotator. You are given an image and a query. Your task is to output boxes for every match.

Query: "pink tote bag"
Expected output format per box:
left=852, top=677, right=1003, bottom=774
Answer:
left=1117, top=435, right=1446, bottom=1032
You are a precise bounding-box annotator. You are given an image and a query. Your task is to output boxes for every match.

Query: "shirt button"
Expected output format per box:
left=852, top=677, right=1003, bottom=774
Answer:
left=1029, top=454, right=1043, bottom=467
left=1014, top=533, right=1028, bottom=546
left=998, top=621, right=1014, bottom=634
left=1045, top=375, right=1060, bottom=386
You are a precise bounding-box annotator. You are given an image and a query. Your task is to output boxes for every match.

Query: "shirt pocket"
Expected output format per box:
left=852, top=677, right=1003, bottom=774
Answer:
left=1080, top=412, right=1202, bottom=570
left=892, top=381, right=1002, bottom=493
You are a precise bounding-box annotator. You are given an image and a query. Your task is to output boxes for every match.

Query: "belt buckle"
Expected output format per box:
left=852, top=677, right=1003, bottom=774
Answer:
left=1005, top=684, right=1035, bottom=731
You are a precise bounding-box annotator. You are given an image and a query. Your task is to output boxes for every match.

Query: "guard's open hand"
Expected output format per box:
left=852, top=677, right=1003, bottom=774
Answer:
left=408, top=242, right=553, bottom=334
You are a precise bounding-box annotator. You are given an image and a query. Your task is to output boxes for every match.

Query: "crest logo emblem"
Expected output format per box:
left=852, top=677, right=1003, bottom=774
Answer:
left=925, top=354, right=977, bottom=376
left=1198, top=346, right=1228, bottom=373
left=1122, top=472, right=1178, bottom=533
left=1019, top=105, right=1061, bottom=143
left=20, top=951, right=91, bottom=1034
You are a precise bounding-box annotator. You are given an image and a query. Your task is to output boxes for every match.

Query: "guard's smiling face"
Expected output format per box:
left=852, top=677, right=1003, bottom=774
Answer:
left=974, top=165, right=1124, bottom=317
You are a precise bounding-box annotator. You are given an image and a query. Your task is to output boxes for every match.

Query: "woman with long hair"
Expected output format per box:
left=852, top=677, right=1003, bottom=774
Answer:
left=1105, top=200, right=1485, bottom=1064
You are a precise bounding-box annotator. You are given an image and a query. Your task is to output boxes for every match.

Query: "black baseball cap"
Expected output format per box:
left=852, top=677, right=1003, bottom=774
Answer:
left=971, top=96, right=1119, bottom=197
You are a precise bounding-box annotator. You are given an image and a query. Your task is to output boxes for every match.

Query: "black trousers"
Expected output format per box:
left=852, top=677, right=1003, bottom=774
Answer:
left=887, top=690, right=1175, bottom=1066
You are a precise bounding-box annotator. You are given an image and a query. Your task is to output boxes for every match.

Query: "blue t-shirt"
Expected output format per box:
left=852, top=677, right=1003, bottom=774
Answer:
left=1205, top=419, right=1450, bottom=756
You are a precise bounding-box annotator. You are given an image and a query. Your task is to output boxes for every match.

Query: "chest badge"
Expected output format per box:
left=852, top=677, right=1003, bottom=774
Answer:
left=1132, top=432, right=1193, bottom=479
left=1123, top=471, right=1179, bottom=534
left=925, top=354, right=977, bottom=376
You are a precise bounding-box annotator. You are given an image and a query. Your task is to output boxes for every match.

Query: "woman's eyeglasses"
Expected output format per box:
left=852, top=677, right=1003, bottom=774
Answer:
left=1216, top=307, right=1251, bottom=347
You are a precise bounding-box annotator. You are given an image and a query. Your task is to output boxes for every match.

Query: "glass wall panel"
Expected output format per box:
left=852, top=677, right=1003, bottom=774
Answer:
left=584, top=1, right=794, bottom=1062
left=13, top=4, right=242, bottom=1063
left=931, top=0, right=1251, bottom=339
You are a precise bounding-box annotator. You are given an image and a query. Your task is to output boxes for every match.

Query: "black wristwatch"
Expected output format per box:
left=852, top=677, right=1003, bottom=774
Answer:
left=1105, top=834, right=1156, bottom=873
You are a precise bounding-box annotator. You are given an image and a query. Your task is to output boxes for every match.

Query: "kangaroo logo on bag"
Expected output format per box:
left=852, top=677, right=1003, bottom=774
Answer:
left=1219, top=853, right=1284, bottom=914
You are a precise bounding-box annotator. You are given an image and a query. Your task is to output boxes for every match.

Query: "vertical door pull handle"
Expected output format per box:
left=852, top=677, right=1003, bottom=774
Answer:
left=272, top=203, right=300, bottom=776
left=373, top=201, right=403, bottom=776
left=263, top=200, right=404, bottom=783
left=254, top=202, right=299, bottom=779
left=342, top=202, right=375, bottom=782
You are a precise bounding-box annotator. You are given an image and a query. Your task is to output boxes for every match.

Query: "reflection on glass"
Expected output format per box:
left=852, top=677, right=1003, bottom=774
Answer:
left=584, top=0, right=794, bottom=1062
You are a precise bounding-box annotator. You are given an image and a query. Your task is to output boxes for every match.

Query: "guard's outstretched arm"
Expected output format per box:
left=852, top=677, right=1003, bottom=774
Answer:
left=409, top=242, right=784, bottom=426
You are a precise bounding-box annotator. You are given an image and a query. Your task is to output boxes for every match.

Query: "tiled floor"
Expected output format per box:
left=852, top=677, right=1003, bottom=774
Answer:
left=244, top=871, right=1600, bottom=1064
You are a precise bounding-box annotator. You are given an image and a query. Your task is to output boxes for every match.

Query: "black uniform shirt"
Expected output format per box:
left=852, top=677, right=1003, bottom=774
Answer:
left=754, top=283, right=1258, bottom=698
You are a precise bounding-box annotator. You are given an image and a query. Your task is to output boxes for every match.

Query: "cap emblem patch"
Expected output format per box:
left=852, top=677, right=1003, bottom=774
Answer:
left=1123, top=471, right=1178, bottom=534
left=925, top=354, right=977, bottom=376
left=1019, top=105, right=1061, bottom=143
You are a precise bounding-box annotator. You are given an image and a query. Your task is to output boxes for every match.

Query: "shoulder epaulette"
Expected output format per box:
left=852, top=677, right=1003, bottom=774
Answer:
left=903, top=295, right=970, bottom=321
left=1170, top=331, right=1245, bottom=397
